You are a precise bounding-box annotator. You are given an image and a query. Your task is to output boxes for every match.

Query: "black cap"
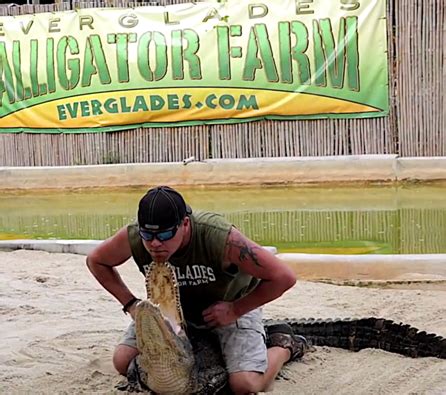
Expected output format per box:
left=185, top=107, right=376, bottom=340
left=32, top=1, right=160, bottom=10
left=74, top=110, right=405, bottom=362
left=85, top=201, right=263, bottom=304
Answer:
left=138, top=186, right=191, bottom=230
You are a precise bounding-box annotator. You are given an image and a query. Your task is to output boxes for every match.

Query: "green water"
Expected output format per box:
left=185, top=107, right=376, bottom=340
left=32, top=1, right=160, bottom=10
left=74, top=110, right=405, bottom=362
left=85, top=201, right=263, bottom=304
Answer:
left=1, top=184, right=445, bottom=254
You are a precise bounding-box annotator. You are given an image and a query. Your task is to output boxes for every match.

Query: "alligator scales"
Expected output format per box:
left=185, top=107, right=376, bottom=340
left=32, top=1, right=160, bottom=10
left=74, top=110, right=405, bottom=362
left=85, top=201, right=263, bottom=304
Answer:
left=134, top=261, right=446, bottom=394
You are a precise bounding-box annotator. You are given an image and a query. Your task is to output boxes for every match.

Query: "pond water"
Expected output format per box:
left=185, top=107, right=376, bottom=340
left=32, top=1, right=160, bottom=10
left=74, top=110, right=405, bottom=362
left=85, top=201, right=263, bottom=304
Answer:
left=1, top=184, right=445, bottom=255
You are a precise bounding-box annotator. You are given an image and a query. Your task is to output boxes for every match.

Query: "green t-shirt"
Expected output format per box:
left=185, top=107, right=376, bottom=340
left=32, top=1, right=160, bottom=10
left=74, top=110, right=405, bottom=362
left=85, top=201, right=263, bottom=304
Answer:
left=127, top=211, right=258, bottom=325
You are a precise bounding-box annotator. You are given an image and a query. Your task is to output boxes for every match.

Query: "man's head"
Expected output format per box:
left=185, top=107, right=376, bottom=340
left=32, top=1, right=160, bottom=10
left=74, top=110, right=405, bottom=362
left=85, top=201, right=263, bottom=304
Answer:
left=137, top=186, right=191, bottom=262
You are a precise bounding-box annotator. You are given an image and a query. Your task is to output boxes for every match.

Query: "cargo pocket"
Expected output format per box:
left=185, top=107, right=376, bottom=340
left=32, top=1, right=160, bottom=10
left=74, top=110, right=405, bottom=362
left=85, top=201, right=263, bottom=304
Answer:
left=217, top=308, right=267, bottom=373
left=235, top=309, right=266, bottom=342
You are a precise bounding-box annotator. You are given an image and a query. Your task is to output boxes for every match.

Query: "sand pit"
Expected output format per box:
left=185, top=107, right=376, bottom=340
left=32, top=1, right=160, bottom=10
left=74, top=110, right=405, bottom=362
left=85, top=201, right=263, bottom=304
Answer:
left=1, top=250, right=445, bottom=394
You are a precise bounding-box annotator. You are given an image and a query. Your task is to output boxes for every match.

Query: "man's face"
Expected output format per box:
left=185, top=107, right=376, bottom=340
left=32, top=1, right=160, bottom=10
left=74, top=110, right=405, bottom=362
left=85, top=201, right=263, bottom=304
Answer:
left=140, top=217, right=189, bottom=262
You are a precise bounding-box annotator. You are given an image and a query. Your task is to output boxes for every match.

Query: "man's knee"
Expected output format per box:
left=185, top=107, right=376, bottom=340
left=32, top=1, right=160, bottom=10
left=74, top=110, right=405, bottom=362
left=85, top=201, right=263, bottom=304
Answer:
left=113, top=344, right=139, bottom=375
left=228, top=371, right=263, bottom=394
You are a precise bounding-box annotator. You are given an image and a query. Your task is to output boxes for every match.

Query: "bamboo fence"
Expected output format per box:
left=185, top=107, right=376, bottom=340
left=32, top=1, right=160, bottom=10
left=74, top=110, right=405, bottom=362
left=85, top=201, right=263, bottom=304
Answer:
left=0, top=0, right=444, bottom=166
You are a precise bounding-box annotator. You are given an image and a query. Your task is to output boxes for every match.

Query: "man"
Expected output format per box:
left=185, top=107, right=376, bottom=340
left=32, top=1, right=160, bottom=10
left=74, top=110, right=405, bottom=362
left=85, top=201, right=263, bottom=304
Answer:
left=87, top=186, right=305, bottom=394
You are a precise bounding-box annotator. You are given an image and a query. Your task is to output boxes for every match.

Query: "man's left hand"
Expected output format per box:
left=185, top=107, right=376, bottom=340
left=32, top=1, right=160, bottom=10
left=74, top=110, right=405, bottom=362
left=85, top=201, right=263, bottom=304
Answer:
left=202, top=301, right=238, bottom=327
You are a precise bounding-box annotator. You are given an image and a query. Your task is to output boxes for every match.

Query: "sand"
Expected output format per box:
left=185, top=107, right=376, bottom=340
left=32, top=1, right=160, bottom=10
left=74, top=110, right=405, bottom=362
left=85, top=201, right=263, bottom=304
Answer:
left=1, top=249, right=445, bottom=394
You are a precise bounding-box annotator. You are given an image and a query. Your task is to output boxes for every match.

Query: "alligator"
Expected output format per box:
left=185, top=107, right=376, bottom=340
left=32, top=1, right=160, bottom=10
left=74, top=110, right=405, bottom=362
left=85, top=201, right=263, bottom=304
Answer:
left=121, top=261, right=446, bottom=394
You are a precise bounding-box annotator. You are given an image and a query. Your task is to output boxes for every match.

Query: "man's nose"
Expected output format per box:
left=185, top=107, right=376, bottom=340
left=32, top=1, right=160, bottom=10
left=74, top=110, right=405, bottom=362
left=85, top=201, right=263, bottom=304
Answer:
left=149, top=238, right=163, bottom=247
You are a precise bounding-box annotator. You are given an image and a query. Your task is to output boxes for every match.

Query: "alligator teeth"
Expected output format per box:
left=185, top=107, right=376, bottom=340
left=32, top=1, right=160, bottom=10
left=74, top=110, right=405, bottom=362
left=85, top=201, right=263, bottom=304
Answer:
left=135, top=261, right=195, bottom=394
left=145, top=261, right=185, bottom=330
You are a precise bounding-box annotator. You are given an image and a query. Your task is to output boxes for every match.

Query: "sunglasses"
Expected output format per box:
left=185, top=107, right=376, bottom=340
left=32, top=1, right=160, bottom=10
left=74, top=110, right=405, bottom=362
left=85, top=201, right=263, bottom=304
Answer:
left=138, top=225, right=179, bottom=242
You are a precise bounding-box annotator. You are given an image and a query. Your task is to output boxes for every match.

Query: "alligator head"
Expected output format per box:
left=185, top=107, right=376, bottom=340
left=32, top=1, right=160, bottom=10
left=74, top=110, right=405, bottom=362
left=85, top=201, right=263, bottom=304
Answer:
left=134, top=261, right=198, bottom=394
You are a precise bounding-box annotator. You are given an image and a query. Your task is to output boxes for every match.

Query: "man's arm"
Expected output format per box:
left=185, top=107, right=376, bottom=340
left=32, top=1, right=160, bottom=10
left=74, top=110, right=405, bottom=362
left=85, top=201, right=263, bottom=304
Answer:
left=86, top=226, right=139, bottom=316
left=202, top=227, right=296, bottom=327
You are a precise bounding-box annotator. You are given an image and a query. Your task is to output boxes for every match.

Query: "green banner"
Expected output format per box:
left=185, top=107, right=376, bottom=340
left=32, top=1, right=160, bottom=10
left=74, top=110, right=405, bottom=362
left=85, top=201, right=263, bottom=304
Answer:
left=0, top=0, right=388, bottom=132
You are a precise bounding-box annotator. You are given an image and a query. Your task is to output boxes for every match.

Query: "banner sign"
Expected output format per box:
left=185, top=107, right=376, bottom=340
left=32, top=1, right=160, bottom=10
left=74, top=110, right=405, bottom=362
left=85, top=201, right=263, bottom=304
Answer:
left=0, top=0, right=389, bottom=132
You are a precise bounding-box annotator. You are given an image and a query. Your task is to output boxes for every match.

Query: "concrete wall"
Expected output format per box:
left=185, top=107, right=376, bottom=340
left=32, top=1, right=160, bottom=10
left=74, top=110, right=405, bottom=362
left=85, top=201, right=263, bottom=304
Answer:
left=1, top=155, right=446, bottom=190
left=2, top=240, right=445, bottom=282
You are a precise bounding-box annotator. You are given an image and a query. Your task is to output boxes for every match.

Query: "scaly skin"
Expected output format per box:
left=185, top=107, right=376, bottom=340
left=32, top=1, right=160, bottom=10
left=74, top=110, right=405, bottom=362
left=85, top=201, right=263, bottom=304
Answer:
left=135, top=261, right=197, bottom=394
left=135, top=300, right=196, bottom=394
left=133, top=262, right=446, bottom=394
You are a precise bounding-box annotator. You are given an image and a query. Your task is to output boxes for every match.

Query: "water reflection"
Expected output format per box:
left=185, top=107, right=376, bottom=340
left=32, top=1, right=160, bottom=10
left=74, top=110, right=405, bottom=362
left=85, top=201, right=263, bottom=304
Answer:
left=0, top=184, right=445, bottom=254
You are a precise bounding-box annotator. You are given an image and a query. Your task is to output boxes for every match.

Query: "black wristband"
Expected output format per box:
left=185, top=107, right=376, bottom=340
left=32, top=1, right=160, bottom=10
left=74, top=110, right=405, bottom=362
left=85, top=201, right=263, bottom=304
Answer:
left=122, top=297, right=140, bottom=314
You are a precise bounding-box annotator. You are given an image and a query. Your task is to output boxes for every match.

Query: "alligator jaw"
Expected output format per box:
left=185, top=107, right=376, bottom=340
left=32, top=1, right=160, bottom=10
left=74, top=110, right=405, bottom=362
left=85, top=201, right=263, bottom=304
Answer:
left=135, top=299, right=196, bottom=394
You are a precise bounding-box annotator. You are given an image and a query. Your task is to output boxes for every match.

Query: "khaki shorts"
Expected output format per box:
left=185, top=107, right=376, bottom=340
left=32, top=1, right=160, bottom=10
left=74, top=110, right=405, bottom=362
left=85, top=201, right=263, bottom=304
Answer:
left=119, top=308, right=267, bottom=374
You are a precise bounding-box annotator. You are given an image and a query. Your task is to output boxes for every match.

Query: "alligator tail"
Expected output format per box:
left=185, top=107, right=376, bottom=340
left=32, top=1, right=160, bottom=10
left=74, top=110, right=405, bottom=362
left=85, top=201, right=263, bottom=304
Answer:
left=264, top=318, right=446, bottom=359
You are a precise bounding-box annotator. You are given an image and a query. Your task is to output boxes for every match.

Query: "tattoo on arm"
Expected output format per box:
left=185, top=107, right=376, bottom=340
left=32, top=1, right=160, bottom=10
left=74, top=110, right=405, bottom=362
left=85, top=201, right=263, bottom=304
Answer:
left=228, top=238, right=263, bottom=267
